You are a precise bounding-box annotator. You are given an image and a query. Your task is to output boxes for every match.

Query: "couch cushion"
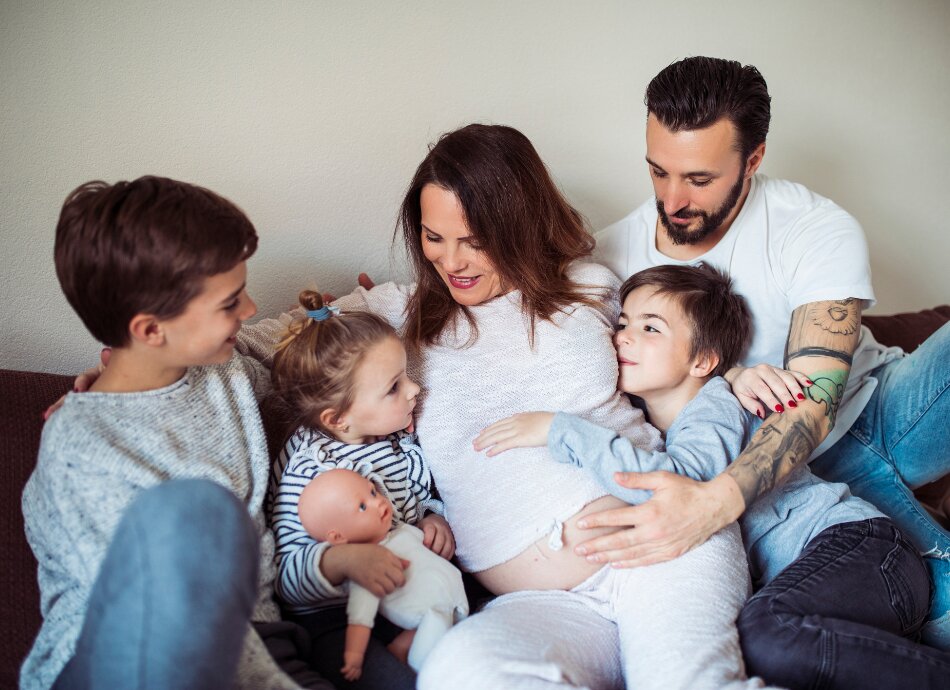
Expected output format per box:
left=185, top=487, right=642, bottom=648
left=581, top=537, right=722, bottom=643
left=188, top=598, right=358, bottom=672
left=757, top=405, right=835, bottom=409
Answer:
left=0, top=369, right=71, bottom=689
left=864, top=305, right=950, bottom=353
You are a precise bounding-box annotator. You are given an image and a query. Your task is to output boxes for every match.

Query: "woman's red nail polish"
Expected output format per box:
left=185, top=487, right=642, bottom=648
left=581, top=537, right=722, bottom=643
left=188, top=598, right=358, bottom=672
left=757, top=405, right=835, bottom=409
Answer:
left=756, top=410, right=764, bottom=418
left=788, top=400, right=797, bottom=408
left=805, top=380, right=813, bottom=385
left=775, top=404, right=785, bottom=413
left=797, top=393, right=805, bottom=400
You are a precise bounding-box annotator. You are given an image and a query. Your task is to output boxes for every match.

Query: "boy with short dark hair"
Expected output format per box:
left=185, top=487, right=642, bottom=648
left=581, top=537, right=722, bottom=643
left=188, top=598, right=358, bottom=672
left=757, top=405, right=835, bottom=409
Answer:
left=22, top=177, right=334, bottom=690
left=477, top=263, right=944, bottom=689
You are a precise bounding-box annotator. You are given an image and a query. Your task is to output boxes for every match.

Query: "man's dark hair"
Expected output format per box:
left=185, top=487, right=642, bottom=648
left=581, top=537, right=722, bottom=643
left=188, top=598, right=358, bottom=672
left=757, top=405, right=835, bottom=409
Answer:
left=619, top=263, right=752, bottom=378
left=645, top=56, right=771, bottom=161
left=55, top=176, right=258, bottom=347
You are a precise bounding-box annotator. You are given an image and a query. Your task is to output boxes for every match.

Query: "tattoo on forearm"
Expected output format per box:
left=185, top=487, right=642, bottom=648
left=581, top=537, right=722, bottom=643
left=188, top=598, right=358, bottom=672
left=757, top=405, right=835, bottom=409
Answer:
left=727, top=416, right=823, bottom=505
left=803, top=369, right=848, bottom=428
left=784, top=347, right=853, bottom=366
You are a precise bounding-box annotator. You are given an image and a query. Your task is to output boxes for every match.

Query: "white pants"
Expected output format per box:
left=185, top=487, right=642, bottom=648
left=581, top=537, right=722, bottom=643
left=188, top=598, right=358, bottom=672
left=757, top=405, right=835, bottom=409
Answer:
left=418, top=524, right=778, bottom=690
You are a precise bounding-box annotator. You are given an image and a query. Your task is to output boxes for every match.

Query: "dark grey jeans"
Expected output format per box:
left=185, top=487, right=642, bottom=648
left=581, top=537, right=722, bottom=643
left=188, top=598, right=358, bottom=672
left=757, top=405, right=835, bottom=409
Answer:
left=738, top=518, right=950, bottom=689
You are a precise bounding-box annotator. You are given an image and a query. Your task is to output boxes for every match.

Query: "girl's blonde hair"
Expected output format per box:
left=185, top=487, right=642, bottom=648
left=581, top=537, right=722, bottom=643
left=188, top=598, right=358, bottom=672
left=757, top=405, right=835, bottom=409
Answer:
left=272, top=290, right=398, bottom=436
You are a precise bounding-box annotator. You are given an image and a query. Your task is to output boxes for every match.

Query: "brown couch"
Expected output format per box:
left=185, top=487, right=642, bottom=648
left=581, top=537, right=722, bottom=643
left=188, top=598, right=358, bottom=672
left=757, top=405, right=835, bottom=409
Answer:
left=2, top=306, right=948, bottom=688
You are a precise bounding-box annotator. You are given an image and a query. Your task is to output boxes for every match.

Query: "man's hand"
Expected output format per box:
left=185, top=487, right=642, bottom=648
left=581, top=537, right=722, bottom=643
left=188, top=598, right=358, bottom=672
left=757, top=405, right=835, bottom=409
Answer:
left=473, top=412, right=555, bottom=456
left=418, top=513, right=456, bottom=559
left=574, top=471, right=744, bottom=568
left=322, top=273, right=377, bottom=304
left=725, top=364, right=811, bottom=418
left=43, top=347, right=112, bottom=420
left=320, top=543, right=409, bottom=597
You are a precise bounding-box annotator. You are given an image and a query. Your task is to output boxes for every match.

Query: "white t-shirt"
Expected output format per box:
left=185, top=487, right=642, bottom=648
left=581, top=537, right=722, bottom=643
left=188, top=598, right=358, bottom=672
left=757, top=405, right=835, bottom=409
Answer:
left=594, top=174, right=903, bottom=456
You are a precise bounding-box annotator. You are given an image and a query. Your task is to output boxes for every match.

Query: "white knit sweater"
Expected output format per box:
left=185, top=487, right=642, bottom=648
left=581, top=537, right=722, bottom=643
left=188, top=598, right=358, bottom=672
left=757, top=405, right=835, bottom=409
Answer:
left=335, top=262, right=661, bottom=571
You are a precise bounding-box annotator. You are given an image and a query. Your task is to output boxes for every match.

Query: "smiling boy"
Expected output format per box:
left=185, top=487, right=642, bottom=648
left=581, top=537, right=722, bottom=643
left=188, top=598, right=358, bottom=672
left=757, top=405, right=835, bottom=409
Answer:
left=21, top=177, right=332, bottom=690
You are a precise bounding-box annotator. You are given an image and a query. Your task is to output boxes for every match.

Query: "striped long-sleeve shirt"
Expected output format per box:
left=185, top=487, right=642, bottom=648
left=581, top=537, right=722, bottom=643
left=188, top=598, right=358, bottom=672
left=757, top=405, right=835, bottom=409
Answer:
left=267, top=427, right=443, bottom=614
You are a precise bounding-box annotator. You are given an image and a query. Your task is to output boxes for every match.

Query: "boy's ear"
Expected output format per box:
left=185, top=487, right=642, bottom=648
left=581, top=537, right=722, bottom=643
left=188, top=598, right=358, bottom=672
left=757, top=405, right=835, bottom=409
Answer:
left=325, top=529, right=348, bottom=545
left=128, top=314, right=165, bottom=346
left=689, top=350, right=719, bottom=379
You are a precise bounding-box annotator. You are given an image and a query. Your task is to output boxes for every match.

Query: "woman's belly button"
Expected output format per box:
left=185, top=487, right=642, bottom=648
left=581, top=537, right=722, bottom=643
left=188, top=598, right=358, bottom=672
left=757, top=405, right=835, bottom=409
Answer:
left=475, top=495, right=629, bottom=594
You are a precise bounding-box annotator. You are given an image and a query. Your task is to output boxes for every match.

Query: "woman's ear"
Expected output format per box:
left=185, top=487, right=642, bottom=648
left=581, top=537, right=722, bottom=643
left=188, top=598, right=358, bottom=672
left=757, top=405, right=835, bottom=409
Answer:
left=128, top=314, right=164, bottom=346
left=689, top=350, right=720, bottom=379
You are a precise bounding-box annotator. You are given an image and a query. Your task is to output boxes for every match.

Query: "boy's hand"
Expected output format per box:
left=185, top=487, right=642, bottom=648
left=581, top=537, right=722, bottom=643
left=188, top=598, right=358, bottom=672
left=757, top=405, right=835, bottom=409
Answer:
left=473, top=412, right=555, bottom=456
left=724, top=364, right=811, bottom=419
left=43, top=347, right=112, bottom=420
left=322, top=543, right=409, bottom=597
left=419, top=513, right=456, bottom=559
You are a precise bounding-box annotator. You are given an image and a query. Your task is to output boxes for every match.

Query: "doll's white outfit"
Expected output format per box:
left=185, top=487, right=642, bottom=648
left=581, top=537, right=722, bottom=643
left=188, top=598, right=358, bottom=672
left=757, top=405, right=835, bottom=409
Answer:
left=348, top=522, right=468, bottom=671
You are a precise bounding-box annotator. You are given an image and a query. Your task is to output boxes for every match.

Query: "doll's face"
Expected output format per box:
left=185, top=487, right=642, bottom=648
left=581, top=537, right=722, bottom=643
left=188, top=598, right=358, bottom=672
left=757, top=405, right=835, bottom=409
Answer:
left=335, top=474, right=393, bottom=543
left=298, top=469, right=393, bottom=544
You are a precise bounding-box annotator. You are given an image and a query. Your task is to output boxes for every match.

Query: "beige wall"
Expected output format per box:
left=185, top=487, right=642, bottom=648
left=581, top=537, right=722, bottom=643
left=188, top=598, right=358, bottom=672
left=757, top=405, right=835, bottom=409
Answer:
left=2, top=1, right=948, bottom=374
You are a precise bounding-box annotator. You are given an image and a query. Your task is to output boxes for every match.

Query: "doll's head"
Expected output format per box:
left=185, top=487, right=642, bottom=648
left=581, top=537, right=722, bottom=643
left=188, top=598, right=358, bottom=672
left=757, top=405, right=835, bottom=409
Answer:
left=272, top=290, right=421, bottom=443
left=298, top=468, right=394, bottom=545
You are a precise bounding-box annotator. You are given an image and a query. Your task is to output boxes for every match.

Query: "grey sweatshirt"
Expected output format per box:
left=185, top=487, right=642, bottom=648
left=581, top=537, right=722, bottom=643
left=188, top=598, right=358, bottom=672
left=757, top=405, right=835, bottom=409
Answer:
left=20, top=332, right=302, bottom=690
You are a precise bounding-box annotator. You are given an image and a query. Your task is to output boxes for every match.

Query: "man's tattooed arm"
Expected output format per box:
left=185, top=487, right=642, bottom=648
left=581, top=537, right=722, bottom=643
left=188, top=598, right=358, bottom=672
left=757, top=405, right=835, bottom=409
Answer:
left=726, top=299, right=862, bottom=507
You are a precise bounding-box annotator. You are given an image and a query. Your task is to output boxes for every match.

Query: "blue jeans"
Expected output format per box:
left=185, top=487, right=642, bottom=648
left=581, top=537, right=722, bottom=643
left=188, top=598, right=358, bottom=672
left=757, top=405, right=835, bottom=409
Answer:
left=53, top=480, right=333, bottom=690
left=737, top=518, right=950, bottom=689
left=811, top=321, right=950, bottom=648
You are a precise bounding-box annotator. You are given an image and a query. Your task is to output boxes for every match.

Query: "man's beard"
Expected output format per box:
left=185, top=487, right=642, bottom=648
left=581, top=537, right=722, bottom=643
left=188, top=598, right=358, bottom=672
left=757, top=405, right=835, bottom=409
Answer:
left=656, top=172, right=745, bottom=246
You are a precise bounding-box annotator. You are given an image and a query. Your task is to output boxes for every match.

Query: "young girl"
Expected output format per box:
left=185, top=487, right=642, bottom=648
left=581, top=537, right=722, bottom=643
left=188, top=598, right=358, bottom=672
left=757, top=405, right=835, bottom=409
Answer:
left=266, top=290, right=455, bottom=690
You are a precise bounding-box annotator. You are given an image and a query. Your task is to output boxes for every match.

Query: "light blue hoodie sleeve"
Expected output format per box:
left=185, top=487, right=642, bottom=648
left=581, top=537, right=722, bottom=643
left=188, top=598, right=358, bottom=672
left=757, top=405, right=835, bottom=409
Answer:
left=546, top=378, right=750, bottom=504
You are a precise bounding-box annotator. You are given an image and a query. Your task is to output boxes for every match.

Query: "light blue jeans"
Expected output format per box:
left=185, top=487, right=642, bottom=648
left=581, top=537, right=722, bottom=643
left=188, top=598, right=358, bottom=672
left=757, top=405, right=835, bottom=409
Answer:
left=811, top=321, right=950, bottom=649
left=53, top=479, right=259, bottom=689
left=52, top=479, right=335, bottom=690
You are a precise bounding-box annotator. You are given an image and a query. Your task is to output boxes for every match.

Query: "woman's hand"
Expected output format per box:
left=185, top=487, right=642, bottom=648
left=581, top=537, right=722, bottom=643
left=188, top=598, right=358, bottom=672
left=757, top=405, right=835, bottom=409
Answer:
left=724, top=364, right=812, bottom=419
left=418, top=513, right=456, bottom=559
left=321, top=543, right=409, bottom=597
left=43, top=347, right=112, bottom=420
left=574, top=472, right=744, bottom=568
left=473, top=412, right=555, bottom=456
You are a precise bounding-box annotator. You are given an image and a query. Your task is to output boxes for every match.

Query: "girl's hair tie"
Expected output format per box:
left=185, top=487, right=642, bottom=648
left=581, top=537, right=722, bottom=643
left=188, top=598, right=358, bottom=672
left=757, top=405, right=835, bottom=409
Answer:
left=306, top=305, right=341, bottom=321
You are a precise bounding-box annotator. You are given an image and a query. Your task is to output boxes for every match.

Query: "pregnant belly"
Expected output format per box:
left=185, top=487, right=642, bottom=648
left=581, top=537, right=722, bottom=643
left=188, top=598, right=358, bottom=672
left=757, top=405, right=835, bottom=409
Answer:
left=474, top=495, right=630, bottom=594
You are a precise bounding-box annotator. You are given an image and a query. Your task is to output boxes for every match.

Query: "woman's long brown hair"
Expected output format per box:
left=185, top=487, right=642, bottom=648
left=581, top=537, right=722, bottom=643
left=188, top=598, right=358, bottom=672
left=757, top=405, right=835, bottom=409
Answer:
left=398, top=124, right=597, bottom=350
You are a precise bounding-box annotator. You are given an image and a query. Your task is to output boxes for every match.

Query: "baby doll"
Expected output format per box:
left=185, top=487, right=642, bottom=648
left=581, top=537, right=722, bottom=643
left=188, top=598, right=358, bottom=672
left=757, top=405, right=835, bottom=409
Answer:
left=298, top=468, right=468, bottom=680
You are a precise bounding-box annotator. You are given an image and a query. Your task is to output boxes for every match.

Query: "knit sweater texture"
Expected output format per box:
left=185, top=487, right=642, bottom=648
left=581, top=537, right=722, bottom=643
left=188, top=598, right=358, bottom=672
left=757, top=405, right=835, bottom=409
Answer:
left=20, top=326, right=294, bottom=690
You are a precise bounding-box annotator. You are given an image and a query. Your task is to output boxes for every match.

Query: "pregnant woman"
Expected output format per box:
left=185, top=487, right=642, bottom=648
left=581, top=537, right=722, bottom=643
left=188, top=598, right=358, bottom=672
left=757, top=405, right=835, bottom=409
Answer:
left=334, top=124, right=769, bottom=690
